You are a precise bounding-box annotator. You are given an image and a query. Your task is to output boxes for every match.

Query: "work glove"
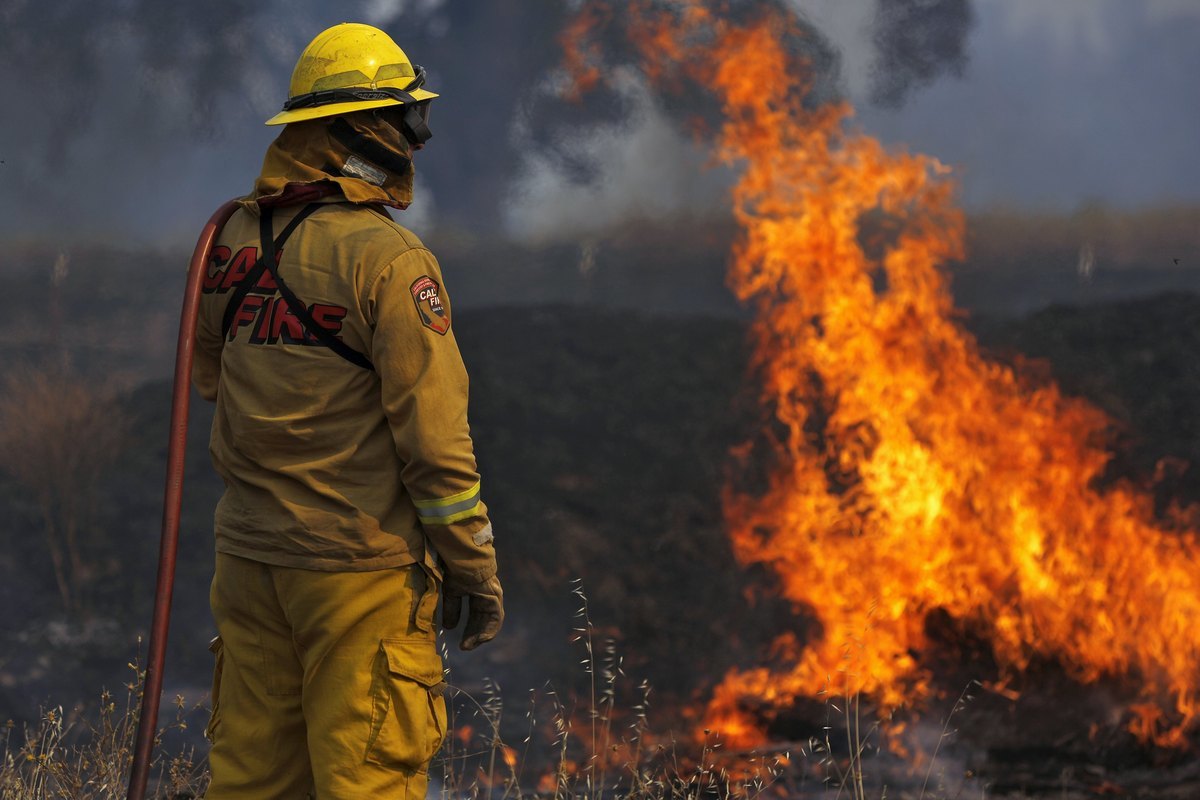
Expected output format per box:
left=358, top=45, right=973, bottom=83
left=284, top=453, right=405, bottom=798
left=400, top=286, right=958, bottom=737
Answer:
left=441, top=573, right=504, bottom=651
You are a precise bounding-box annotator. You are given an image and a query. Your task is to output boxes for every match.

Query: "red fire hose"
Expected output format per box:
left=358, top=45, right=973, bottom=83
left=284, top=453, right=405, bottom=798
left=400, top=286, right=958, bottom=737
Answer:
left=126, top=199, right=240, bottom=800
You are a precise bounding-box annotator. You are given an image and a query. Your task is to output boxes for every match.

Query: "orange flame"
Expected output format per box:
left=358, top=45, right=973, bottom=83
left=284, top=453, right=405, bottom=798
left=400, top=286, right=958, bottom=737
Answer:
left=568, top=1, right=1200, bottom=748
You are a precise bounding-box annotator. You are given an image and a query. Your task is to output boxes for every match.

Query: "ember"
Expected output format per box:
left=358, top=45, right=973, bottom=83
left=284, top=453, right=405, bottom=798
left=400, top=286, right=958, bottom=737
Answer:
left=567, top=1, right=1200, bottom=749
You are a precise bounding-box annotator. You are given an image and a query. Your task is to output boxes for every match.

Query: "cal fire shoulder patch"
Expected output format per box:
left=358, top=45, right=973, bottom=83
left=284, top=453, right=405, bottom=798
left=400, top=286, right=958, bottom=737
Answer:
left=410, top=275, right=450, bottom=335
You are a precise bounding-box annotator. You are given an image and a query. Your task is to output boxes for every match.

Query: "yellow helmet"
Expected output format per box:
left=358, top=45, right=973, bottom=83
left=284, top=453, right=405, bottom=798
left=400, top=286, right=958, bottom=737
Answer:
left=266, top=23, right=439, bottom=126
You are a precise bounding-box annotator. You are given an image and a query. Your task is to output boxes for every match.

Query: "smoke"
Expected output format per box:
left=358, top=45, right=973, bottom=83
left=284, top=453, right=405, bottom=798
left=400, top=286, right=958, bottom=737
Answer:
left=0, top=0, right=274, bottom=162
left=986, top=0, right=1200, bottom=58
left=0, top=0, right=289, bottom=240
left=363, top=0, right=447, bottom=25
left=0, top=0, right=450, bottom=242
left=792, top=0, right=975, bottom=106
left=0, top=0, right=978, bottom=244
left=502, top=0, right=976, bottom=244
left=2, top=0, right=1190, bottom=248
left=1145, top=0, right=1200, bottom=22
left=504, top=73, right=732, bottom=242
left=869, top=0, right=974, bottom=108
left=502, top=1, right=841, bottom=244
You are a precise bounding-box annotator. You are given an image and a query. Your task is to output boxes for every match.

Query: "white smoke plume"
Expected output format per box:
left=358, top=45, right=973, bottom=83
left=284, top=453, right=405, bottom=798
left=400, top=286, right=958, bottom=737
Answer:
left=504, top=73, right=731, bottom=243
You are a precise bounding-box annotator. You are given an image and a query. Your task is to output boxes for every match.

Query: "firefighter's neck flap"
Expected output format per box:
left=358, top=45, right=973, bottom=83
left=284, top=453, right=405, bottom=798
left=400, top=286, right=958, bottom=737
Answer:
left=253, top=111, right=415, bottom=210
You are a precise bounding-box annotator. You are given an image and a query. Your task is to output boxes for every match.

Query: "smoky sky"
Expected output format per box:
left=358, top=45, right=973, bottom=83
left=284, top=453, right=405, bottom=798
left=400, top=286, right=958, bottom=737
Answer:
left=0, top=0, right=285, bottom=242
left=0, top=0, right=1193, bottom=246
left=869, top=0, right=973, bottom=108
left=0, top=0, right=966, bottom=242
left=0, top=0, right=576, bottom=240
left=856, top=0, right=1200, bottom=211
left=0, top=0, right=258, bottom=161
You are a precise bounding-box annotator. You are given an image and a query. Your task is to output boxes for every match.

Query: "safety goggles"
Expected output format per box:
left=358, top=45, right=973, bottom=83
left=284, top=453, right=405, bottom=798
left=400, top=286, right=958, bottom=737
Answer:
left=389, top=100, right=433, bottom=147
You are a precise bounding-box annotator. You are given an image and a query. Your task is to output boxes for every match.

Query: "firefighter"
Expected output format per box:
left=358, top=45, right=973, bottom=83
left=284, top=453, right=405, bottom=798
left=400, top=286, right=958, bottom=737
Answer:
left=191, top=23, right=502, bottom=799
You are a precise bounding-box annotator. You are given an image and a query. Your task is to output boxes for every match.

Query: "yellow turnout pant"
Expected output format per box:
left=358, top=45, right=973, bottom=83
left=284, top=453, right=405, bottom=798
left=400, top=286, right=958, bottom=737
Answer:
left=205, top=552, right=446, bottom=799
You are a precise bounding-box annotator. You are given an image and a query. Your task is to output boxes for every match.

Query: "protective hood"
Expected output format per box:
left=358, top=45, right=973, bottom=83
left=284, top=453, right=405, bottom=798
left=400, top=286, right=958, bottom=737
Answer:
left=249, top=111, right=415, bottom=210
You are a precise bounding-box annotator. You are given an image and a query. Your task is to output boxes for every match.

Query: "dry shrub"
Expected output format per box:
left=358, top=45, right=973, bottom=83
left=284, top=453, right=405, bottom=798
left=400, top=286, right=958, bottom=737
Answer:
left=0, top=364, right=130, bottom=617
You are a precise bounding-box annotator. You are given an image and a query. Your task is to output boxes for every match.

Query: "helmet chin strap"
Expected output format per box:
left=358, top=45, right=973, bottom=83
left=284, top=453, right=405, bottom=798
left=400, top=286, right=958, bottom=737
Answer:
left=328, top=117, right=412, bottom=178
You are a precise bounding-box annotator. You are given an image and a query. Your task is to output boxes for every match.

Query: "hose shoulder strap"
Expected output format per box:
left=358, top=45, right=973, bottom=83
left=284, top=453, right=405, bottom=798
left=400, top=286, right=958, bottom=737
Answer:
left=221, top=204, right=376, bottom=372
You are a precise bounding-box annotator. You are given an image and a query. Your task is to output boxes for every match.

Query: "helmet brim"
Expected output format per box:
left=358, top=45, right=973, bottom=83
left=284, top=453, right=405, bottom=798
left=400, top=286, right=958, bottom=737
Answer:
left=265, top=87, right=439, bottom=126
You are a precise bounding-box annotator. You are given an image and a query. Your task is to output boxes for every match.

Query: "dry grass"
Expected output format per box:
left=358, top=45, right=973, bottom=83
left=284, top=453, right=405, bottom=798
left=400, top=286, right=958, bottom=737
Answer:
left=0, top=590, right=973, bottom=800
left=0, top=663, right=206, bottom=799
left=431, top=585, right=975, bottom=800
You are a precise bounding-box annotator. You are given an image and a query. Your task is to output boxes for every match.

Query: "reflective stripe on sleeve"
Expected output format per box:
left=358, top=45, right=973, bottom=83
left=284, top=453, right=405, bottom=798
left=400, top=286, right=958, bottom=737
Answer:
left=413, top=482, right=483, bottom=525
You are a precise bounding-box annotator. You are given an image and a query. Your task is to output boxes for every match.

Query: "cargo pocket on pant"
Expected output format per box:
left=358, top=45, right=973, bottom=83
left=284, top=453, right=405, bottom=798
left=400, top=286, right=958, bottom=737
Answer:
left=366, top=638, right=447, bottom=770
left=205, top=636, right=224, bottom=743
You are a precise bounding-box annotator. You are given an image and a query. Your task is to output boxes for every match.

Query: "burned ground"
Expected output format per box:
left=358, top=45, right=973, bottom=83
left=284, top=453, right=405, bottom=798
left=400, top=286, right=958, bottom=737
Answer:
left=2, top=294, right=1200, bottom=793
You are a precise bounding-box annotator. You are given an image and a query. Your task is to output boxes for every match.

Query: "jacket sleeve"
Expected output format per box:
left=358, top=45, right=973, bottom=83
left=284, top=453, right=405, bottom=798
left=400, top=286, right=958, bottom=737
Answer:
left=191, top=274, right=223, bottom=402
left=366, top=246, right=497, bottom=583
